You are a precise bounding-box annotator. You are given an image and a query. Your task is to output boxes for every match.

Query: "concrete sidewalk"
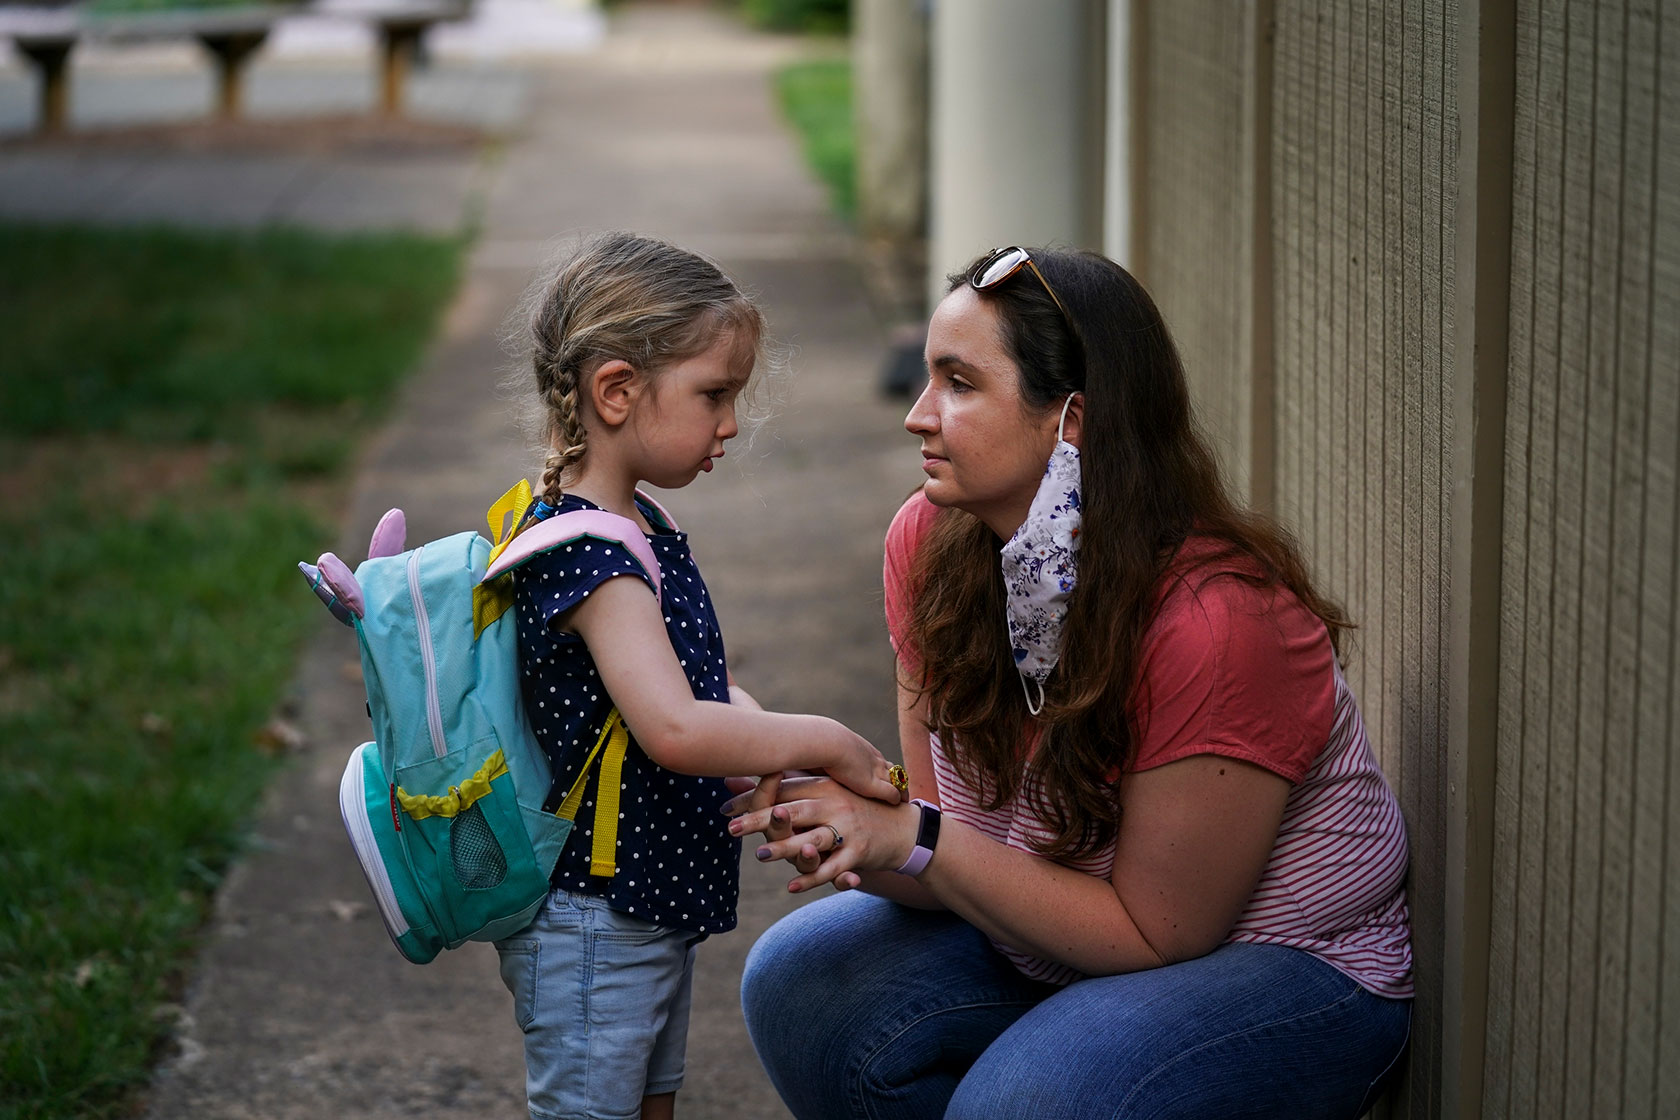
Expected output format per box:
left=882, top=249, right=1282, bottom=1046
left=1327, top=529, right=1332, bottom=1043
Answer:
left=131, top=6, right=918, bottom=1118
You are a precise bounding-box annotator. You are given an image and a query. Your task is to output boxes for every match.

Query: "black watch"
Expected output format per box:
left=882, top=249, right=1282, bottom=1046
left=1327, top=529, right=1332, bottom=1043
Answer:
left=895, top=798, right=941, bottom=876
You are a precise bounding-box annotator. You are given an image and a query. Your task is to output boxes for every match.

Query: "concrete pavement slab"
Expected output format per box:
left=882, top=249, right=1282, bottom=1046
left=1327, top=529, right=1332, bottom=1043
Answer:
left=140, top=7, right=916, bottom=1118
left=0, top=57, right=526, bottom=232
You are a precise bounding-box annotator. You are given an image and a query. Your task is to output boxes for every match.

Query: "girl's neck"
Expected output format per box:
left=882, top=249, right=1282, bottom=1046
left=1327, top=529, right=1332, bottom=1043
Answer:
left=565, top=465, right=651, bottom=531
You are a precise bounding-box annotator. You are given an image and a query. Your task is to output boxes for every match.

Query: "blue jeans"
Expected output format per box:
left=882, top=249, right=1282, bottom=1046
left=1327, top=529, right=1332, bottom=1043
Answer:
left=496, top=890, right=700, bottom=1119
left=741, top=893, right=1411, bottom=1120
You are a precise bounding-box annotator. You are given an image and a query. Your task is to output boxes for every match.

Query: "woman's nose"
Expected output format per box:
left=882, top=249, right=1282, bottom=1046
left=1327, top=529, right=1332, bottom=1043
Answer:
left=905, top=384, right=936, bottom=434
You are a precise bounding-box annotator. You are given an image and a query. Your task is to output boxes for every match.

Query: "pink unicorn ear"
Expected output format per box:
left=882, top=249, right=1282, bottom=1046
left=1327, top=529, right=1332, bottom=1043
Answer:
left=368, top=508, right=406, bottom=559
left=299, top=557, right=359, bottom=626
left=314, top=552, right=365, bottom=619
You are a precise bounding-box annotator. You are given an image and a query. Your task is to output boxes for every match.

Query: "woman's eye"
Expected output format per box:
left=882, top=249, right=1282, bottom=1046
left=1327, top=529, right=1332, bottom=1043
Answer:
left=949, top=379, right=973, bottom=394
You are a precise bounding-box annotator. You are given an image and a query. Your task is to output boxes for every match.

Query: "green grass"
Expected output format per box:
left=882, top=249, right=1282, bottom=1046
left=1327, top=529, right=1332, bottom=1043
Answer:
left=0, top=225, right=456, bottom=441
left=0, top=223, right=461, bottom=1119
left=739, top=0, right=849, bottom=34
left=774, top=58, right=855, bottom=223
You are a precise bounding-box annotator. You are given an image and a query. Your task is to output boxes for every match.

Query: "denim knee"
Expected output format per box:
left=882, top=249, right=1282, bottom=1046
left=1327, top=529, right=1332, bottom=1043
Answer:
left=947, top=943, right=1412, bottom=1120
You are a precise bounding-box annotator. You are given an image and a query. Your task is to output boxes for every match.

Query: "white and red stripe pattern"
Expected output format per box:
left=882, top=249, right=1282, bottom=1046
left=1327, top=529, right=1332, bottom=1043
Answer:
left=929, top=663, right=1413, bottom=996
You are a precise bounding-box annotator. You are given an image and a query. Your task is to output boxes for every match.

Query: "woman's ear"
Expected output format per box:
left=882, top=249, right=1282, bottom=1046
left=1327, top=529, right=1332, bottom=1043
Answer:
left=1060, top=392, right=1086, bottom=450
left=589, top=359, right=638, bottom=427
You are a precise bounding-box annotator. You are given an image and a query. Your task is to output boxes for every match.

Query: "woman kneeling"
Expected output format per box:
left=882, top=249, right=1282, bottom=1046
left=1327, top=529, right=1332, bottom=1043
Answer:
left=730, top=246, right=1414, bottom=1120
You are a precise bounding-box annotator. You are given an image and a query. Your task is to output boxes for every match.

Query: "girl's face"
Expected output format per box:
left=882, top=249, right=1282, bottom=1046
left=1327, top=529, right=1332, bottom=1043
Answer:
left=907, top=286, right=1061, bottom=539
left=629, top=332, right=747, bottom=490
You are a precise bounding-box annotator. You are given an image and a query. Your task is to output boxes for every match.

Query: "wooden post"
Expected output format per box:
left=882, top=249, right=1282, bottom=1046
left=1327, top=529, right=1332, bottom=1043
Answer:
left=14, top=35, right=76, bottom=135
left=378, top=19, right=430, bottom=117
left=197, top=30, right=269, bottom=120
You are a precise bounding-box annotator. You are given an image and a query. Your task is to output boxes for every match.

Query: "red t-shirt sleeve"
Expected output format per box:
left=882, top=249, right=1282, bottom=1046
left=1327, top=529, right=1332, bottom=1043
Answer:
left=883, top=490, right=940, bottom=678
left=886, top=496, right=1334, bottom=782
left=1129, top=574, right=1337, bottom=782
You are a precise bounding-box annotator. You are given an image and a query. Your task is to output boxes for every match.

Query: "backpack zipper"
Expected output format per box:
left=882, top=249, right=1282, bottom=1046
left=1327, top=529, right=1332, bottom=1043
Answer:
left=407, top=550, right=448, bottom=759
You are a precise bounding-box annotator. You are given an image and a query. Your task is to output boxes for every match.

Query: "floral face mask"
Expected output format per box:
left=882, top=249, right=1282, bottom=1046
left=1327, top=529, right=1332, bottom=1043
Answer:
left=1000, top=394, right=1082, bottom=715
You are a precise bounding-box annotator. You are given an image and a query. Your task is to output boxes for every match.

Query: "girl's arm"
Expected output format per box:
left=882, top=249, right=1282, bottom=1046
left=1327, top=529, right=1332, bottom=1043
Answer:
left=734, top=751, right=1290, bottom=976
left=567, top=574, right=901, bottom=804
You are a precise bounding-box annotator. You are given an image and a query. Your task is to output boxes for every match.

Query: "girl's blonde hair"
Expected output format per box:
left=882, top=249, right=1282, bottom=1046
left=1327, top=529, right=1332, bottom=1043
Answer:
left=525, top=231, right=765, bottom=506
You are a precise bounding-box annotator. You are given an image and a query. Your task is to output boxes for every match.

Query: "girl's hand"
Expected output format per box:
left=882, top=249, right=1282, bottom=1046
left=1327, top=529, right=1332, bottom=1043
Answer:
left=726, top=775, right=921, bottom=893
left=820, top=726, right=904, bottom=805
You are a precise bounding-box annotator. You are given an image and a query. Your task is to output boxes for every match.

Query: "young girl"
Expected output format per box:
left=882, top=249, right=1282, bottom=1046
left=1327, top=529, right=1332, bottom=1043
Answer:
left=495, top=232, right=902, bottom=1120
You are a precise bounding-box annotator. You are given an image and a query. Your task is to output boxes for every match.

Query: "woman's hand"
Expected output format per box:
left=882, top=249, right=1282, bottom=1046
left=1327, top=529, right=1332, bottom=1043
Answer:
left=726, top=774, right=921, bottom=893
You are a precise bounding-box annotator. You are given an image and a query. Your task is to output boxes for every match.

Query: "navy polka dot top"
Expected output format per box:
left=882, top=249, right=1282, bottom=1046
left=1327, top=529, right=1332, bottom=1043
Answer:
left=513, top=493, right=740, bottom=934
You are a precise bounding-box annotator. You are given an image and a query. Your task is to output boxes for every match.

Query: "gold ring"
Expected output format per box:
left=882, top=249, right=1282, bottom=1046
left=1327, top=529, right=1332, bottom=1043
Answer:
left=887, top=764, right=908, bottom=796
left=823, top=824, right=844, bottom=849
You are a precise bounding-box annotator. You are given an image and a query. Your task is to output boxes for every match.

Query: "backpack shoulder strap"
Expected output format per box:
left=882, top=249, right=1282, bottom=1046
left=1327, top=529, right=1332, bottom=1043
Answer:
left=634, top=489, right=680, bottom=533
left=480, top=508, right=663, bottom=599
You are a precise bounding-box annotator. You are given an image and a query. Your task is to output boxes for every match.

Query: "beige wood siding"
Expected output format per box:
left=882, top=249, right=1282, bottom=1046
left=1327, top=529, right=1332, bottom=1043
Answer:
left=1484, top=2, right=1680, bottom=1117
left=1132, top=0, right=1262, bottom=501
left=1269, top=3, right=1461, bottom=1110
left=1126, top=0, right=1677, bottom=1114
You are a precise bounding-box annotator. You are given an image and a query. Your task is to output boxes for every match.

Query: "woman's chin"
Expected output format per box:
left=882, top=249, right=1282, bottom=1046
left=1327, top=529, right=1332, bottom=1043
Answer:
left=920, top=480, right=960, bottom=508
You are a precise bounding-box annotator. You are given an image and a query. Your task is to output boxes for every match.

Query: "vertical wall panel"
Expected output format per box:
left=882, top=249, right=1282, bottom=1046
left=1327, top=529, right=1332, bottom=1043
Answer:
left=1270, top=2, right=1459, bottom=1113
left=1128, top=0, right=1678, bottom=1114
left=1133, top=1, right=1258, bottom=499
left=1486, top=1, right=1680, bottom=1117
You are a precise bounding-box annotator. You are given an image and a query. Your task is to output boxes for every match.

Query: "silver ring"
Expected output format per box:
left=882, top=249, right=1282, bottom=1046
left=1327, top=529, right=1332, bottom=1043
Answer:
left=823, top=824, right=844, bottom=850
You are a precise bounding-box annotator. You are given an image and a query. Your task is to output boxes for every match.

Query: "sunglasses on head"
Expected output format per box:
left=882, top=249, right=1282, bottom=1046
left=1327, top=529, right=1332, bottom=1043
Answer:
left=969, top=246, right=1073, bottom=326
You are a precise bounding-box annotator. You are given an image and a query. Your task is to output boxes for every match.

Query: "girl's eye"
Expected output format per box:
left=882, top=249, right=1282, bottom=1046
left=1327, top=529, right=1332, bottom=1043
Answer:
left=706, top=388, right=730, bottom=402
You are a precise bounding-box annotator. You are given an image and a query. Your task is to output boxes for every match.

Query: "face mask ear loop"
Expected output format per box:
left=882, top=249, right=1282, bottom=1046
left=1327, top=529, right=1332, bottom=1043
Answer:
left=1020, top=673, right=1045, bottom=716
left=1057, top=393, right=1079, bottom=444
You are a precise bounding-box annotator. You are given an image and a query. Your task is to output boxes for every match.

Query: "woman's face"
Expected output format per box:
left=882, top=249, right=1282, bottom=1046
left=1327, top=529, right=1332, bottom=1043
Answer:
left=906, top=286, right=1061, bottom=539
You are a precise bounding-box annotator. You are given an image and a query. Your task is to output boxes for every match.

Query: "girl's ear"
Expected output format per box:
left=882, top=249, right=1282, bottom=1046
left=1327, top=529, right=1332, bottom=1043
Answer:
left=589, top=359, right=638, bottom=427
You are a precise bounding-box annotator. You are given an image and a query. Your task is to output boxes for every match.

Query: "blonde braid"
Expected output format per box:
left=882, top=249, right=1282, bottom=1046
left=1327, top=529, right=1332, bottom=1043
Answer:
left=540, top=361, right=588, bottom=506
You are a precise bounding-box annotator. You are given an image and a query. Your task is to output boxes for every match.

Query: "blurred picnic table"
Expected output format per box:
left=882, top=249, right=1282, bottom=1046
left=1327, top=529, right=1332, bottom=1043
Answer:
left=0, top=0, right=468, bottom=132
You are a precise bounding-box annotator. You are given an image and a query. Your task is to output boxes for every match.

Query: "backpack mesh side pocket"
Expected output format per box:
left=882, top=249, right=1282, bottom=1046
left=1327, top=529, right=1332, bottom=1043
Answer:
left=451, top=803, right=508, bottom=890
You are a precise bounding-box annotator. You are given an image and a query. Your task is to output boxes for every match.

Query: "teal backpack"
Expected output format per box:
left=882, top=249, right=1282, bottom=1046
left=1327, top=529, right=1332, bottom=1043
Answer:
left=298, top=481, right=672, bottom=964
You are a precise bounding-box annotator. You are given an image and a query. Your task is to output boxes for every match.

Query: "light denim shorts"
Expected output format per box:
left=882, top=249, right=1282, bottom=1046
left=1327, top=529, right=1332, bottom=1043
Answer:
left=495, top=890, right=700, bottom=1120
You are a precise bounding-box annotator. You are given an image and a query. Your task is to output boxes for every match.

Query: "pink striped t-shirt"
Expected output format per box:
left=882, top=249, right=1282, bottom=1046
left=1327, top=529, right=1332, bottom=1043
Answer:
left=884, top=492, right=1413, bottom=998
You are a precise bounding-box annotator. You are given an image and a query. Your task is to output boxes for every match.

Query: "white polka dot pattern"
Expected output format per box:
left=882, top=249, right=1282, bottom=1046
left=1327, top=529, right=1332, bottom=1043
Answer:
left=513, top=495, right=740, bottom=934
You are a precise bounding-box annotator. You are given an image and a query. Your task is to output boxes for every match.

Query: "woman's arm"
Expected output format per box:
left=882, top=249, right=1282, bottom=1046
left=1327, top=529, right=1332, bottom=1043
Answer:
left=735, top=752, right=1290, bottom=975
left=567, top=574, right=900, bottom=803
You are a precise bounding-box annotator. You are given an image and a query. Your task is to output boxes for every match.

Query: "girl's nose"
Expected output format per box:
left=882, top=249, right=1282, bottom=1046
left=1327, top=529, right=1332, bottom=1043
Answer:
left=719, top=406, right=740, bottom=441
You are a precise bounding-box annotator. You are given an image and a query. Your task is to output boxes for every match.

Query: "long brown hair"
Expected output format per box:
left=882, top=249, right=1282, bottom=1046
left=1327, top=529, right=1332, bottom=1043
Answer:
left=906, top=248, right=1350, bottom=860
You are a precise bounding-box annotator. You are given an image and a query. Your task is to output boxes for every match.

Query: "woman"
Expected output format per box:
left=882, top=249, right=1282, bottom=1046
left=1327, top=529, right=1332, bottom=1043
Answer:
left=727, top=247, right=1414, bottom=1119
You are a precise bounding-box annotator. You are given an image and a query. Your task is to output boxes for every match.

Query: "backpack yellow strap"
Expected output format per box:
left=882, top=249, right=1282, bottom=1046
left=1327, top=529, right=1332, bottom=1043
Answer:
left=473, top=480, right=535, bottom=637
left=589, top=725, right=627, bottom=877
left=555, top=709, right=629, bottom=877
left=484, top=479, right=535, bottom=567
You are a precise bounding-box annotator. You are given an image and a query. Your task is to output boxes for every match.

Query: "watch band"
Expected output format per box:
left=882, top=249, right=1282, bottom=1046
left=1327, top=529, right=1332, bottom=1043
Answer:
left=895, top=798, right=942, bottom=877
